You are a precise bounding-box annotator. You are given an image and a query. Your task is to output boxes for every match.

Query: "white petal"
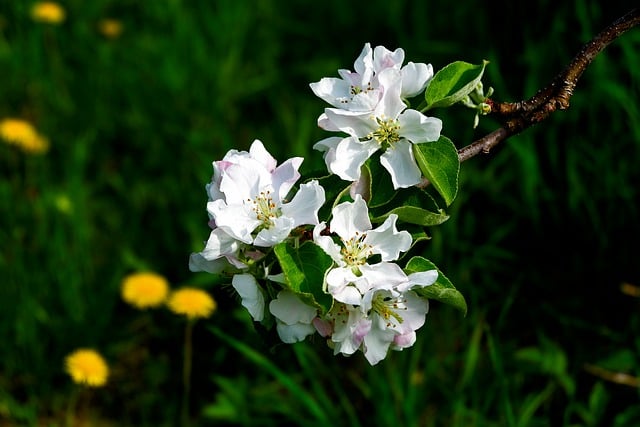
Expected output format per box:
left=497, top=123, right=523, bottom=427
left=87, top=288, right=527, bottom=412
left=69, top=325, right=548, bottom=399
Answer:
left=188, top=252, right=228, bottom=273
left=252, top=216, right=295, bottom=247
left=323, top=108, right=377, bottom=138
left=313, top=228, right=344, bottom=265
left=375, top=67, right=405, bottom=119
left=329, top=137, right=378, bottom=181
left=271, top=156, right=303, bottom=201
left=363, top=326, right=395, bottom=365
left=400, top=62, right=433, bottom=98
left=248, top=139, right=277, bottom=172
left=330, top=194, right=372, bottom=240
left=396, top=270, right=438, bottom=292
left=365, top=214, right=412, bottom=261
left=309, top=77, right=352, bottom=108
left=269, top=290, right=317, bottom=325
left=218, top=162, right=267, bottom=205
left=276, top=322, right=316, bottom=344
left=359, top=262, right=408, bottom=291
left=232, top=274, right=265, bottom=321
left=380, top=140, right=422, bottom=188
left=353, top=43, right=373, bottom=83
left=326, top=267, right=363, bottom=305
left=373, top=45, right=404, bottom=71
left=281, top=180, right=325, bottom=227
left=208, top=199, right=258, bottom=244
left=398, top=109, right=442, bottom=143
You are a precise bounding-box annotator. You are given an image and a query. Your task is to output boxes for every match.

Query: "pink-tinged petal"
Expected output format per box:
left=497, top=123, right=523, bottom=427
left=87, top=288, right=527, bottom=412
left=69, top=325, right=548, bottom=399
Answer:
left=330, top=136, right=379, bottom=181
left=392, top=331, right=416, bottom=350
left=373, top=45, right=404, bottom=71
left=281, top=180, right=325, bottom=227
left=330, top=194, right=371, bottom=240
left=232, top=274, right=265, bottom=321
left=380, top=140, right=422, bottom=188
left=313, top=317, right=333, bottom=337
left=365, top=214, right=412, bottom=261
left=398, top=109, right=442, bottom=143
left=248, top=139, right=277, bottom=172
left=400, top=62, right=433, bottom=98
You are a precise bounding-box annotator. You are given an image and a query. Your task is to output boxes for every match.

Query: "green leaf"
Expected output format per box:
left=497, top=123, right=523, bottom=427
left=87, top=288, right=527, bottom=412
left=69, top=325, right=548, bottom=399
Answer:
left=369, top=185, right=448, bottom=226
left=424, top=60, right=488, bottom=109
left=371, top=205, right=448, bottom=227
left=413, top=135, right=460, bottom=206
left=273, top=241, right=334, bottom=313
left=405, top=256, right=467, bottom=315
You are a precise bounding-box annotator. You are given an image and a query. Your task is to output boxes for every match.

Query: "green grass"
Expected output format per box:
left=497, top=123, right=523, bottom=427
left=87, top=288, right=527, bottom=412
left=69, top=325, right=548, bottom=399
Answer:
left=1, top=0, right=639, bottom=425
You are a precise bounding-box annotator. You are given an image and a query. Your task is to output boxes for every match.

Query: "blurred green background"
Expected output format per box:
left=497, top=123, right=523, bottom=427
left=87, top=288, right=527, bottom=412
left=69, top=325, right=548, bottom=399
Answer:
left=1, top=0, right=639, bottom=426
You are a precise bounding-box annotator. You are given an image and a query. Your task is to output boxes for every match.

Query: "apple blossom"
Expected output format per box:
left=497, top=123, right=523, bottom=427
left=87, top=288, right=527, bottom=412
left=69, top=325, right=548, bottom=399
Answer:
left=313, top=194, right=412, bottom=305
left=315, top=67, right=442, bottom=188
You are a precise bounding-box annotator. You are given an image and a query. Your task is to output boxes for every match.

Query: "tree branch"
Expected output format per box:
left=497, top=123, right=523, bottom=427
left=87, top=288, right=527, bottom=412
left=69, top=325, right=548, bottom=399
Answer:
left=458, top=8, right=640, bottom=163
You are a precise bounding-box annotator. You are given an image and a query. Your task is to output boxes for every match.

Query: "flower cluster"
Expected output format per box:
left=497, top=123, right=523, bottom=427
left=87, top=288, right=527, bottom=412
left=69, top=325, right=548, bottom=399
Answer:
left=190, top=43, right=477, bottom=365
left=189, top=139, right=325, bottom=273
left=311, top=43, right=442, bottom=189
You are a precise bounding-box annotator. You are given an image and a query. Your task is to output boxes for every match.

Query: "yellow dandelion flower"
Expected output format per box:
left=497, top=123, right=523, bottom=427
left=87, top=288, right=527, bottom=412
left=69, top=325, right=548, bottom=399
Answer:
left=121, top=272, right=170, bottom=309
left=0, top=118, right=49, bottom=154
left=98, top=19, right=123, bottom=39
left=65, top=349, right=109, bottom=387
left=30, top=1, right=66, bottom=24
left=167, top=288, right=216, bottom=319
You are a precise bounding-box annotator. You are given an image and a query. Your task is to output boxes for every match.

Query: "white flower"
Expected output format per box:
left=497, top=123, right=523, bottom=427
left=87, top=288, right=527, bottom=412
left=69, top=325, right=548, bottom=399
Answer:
left=323, top=267, right=437, bottom=365
left=315, top=67, right=442, bottom=189
left=309, top=43, right=434, bottom=112
left=232, top=274, right=265, bottom=321
left=206, top=141, right=325, bottom=248
left=189, top=228, right=248, bottom=273
left=359, top=288, right=429, bottom=365
left=191, top=139, right=307, bottom=272
left=269, top=290, right=317, bottom=343
left=313, top=194, right=412, bottom=305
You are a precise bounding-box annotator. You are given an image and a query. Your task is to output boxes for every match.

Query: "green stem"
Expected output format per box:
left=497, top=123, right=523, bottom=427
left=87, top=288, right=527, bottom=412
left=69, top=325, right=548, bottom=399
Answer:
left=181, top=320, right=194, bottom=427
left=65, top=386, right=79, bottom=427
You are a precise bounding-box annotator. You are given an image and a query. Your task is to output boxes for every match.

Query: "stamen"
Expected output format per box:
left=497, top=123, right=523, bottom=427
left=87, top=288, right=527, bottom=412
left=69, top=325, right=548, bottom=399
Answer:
left=371, top=293, right=406, bottom=327
left=340, top=231, right=373, bottom=267
left=368, top=117, right=400, bottom=150
left=250, top=190, right=279, bottom=229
